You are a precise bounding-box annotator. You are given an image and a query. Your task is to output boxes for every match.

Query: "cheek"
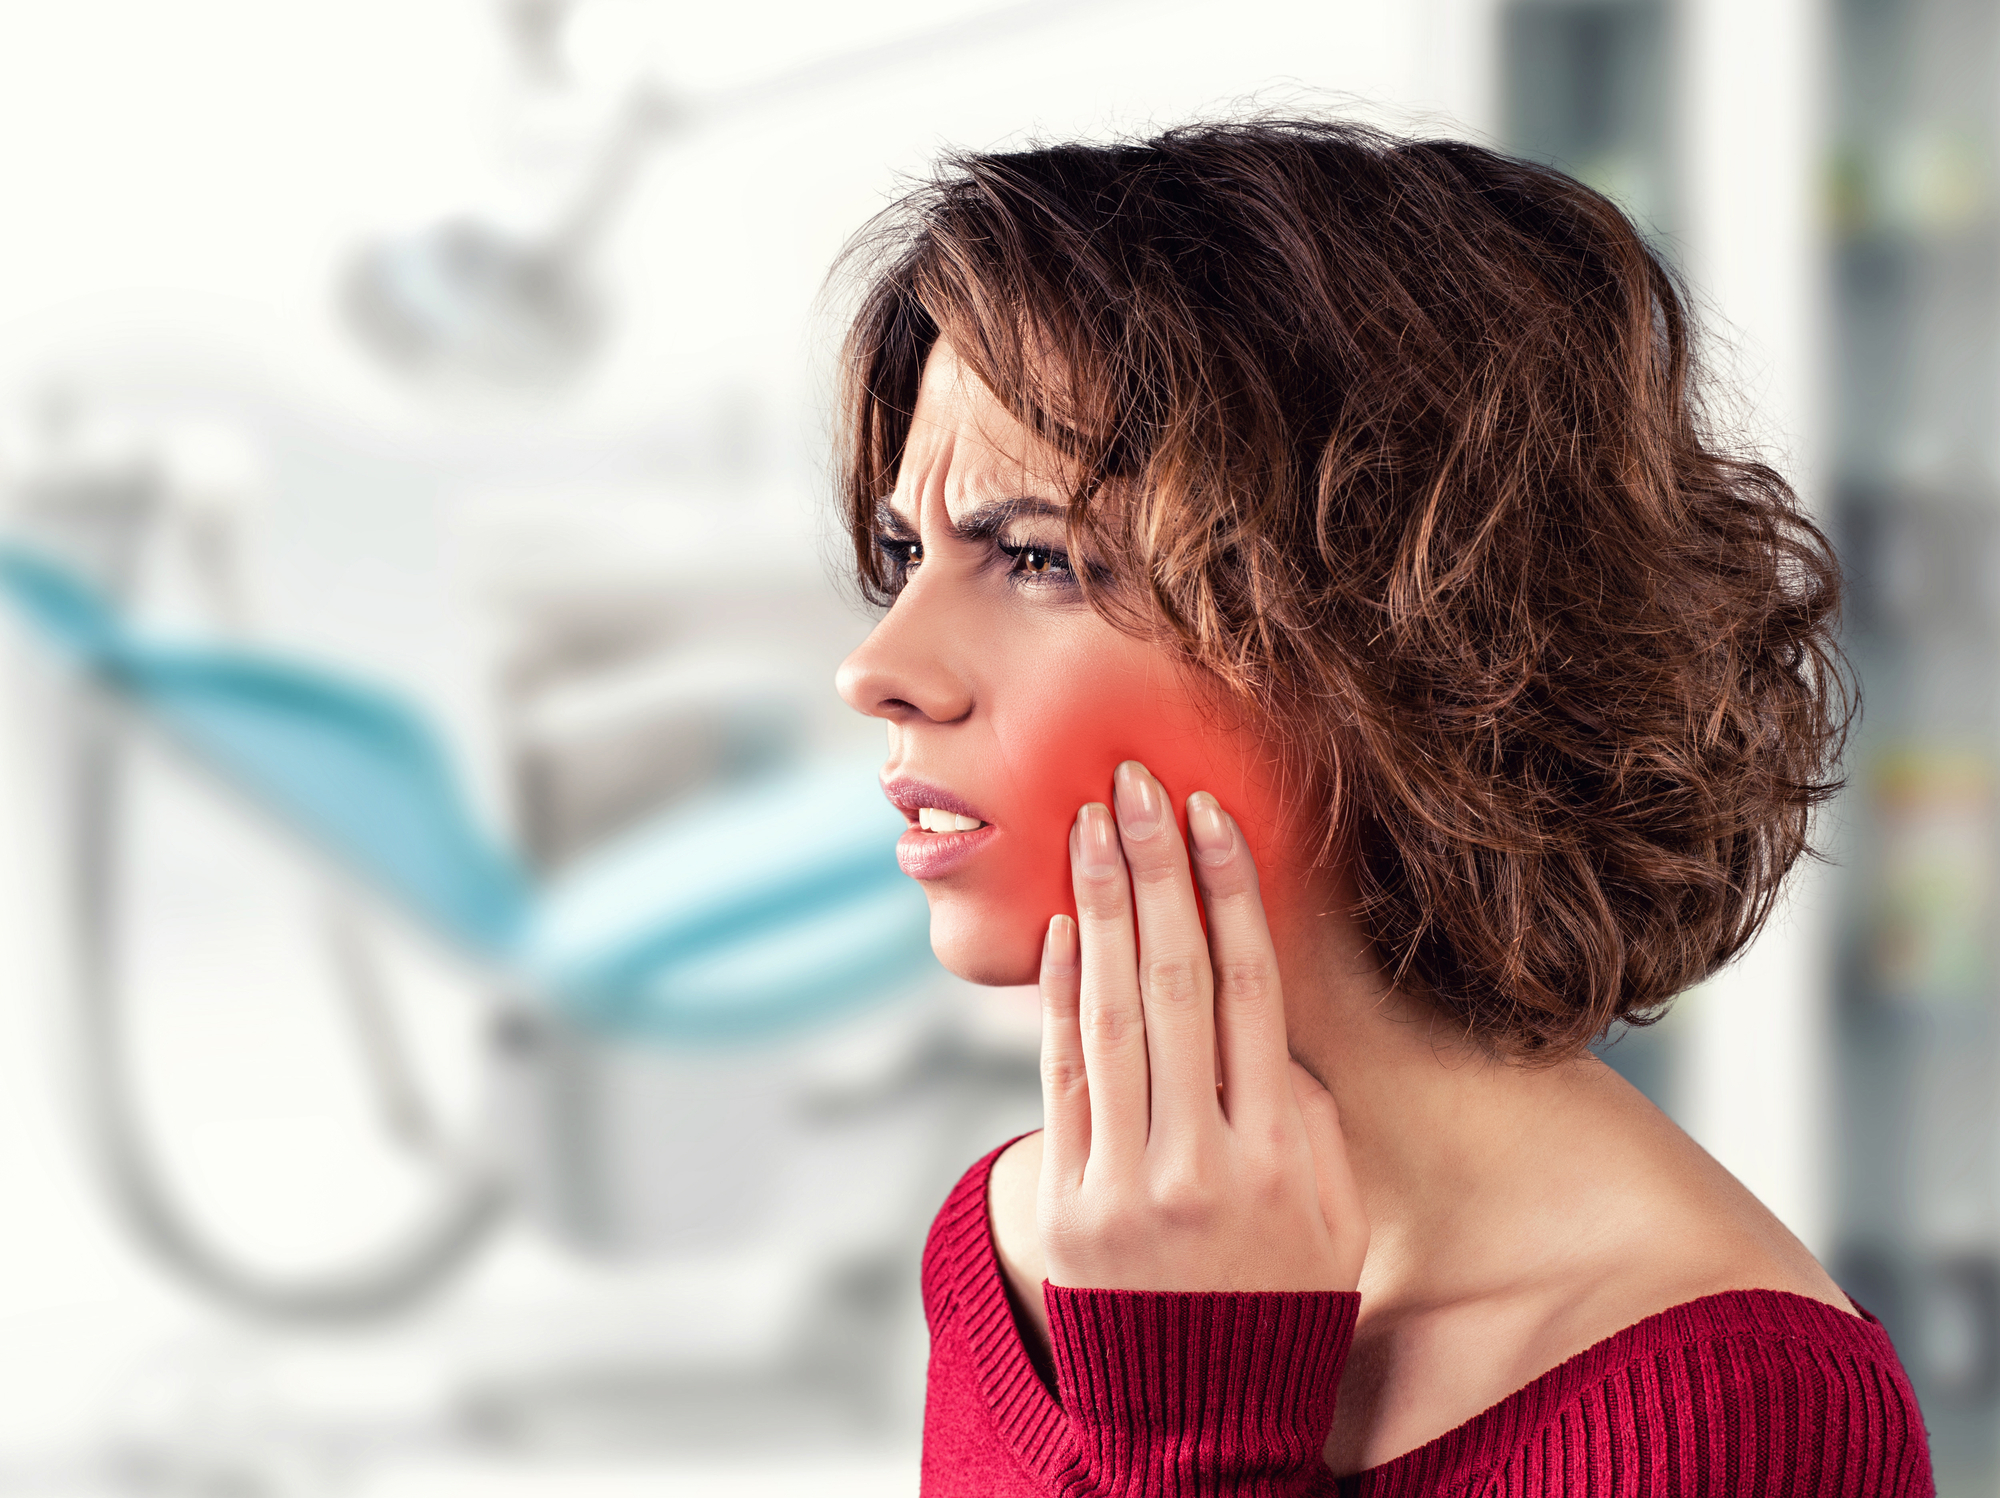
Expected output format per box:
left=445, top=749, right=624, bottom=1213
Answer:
left=983, top=644, right=1297, bottom=927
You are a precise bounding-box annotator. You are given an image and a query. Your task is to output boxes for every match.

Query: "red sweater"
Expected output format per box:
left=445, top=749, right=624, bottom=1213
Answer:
left=921, top=1142, right=1934, bottom=1496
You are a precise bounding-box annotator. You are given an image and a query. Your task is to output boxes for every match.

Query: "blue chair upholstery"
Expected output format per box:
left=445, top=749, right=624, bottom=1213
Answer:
left=527, top=756, right=928, bottom=1038
left=0, top=545, right=530, bottom=951
left=0, top=544, right=932, bottom=1040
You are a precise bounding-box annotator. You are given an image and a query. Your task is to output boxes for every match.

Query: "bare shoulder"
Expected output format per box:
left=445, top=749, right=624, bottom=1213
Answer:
left=1331, top=1061, right=1853, bottom=1475
left=1585, top=1074, right=1852, bottom=1317
left=1502, top=1065, right=1854, bottom=1403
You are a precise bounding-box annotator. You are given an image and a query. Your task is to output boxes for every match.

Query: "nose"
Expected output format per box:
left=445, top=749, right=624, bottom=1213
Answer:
left=836, top=582, right=975, bottom=726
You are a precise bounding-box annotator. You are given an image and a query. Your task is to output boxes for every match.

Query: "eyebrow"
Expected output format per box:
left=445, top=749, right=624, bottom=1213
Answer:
left=871, top=495, right=1065, bottom=542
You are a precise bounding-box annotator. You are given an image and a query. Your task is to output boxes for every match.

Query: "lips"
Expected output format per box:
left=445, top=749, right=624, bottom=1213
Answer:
left=881, top=775, right=998, bottom=880
left=881, top=777, right=987, bottom=824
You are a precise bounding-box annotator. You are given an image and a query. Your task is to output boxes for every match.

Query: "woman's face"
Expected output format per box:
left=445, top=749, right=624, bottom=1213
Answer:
left=836, top=343, right=1307, bottom=986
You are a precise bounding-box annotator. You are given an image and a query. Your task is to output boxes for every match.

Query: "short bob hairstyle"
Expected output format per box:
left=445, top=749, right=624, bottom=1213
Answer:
left=835, top=118, right=1851, bottom=1060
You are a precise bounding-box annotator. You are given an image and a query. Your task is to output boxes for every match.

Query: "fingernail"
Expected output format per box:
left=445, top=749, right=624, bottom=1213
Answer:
left=1113, top=761, right=1163, bottom=839
left=1043, top=914, right=1077, bottom=971
left=1075, top=803, right=1120, bottom=877
left=1187, top=792, right=1233, bottom=865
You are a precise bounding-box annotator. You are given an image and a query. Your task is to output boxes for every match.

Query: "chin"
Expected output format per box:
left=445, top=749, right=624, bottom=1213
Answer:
left=923, top=886, right=1044, bottom=986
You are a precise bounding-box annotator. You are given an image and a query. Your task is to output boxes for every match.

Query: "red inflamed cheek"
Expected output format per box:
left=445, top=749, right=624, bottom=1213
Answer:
left=981, top=652, right=1295, bottom=939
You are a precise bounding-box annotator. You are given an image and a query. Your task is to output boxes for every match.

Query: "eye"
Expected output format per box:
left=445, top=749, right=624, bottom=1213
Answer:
left=998, top=539, right=1074, bottom=585
left=878, top=536, right=923, bottom=582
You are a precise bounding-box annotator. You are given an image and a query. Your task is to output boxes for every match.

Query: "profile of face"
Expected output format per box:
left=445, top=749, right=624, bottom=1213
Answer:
left=836, top=343, right=1308, bottom=986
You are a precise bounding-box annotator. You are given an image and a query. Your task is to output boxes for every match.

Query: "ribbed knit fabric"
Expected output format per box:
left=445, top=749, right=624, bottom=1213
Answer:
left=921, top=1141, right=1936, bottom=1497
left=1047, top=1286, right=1359, bottom=1495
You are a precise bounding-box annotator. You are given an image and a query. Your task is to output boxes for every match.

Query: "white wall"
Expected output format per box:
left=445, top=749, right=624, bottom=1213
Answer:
left=0, top=4, right=1506, bottom=1488
left=1676, top=0, right=1835, bottom=1256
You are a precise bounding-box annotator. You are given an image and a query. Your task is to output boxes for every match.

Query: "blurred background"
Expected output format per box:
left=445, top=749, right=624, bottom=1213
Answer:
left=0, top=0, right=1992, bottom=1493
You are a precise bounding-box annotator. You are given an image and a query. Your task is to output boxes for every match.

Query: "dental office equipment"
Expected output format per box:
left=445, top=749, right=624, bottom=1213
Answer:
left=343, top=0, right=1103, bottom=386
left=0, top=538, right=948, bottom=1324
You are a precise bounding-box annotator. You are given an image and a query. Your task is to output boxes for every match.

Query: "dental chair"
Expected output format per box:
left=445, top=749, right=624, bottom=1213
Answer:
left=0, top=541, right=948, bottom=1325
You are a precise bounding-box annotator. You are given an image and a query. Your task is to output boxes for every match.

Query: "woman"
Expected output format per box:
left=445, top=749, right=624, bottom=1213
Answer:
left=833, top=120, right=1931, bottom=1495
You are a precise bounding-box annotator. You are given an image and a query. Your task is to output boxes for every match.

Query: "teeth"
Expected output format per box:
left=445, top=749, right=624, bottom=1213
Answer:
left=917, top=807, right=984, bottom=833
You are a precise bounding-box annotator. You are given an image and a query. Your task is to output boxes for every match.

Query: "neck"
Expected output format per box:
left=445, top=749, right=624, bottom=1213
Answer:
left=1274, top=888, right=1626, bottom=1304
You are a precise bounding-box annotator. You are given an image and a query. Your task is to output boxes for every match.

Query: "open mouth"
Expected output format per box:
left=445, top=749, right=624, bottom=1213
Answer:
left=883, top=776, right=990, bottom=831
left=883, top=777, right=995, bottom=879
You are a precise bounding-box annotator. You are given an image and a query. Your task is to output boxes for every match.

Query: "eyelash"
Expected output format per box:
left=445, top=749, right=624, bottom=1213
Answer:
left=874, top=536, right=1076, bottom=590
left=878, top=538, right=923, bottom=582
left=998, top=539, right=1074, bottom=584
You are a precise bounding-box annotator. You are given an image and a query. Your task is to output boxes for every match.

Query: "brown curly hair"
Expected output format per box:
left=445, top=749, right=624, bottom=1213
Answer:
left=833, top=118, right=1853, bottom=1059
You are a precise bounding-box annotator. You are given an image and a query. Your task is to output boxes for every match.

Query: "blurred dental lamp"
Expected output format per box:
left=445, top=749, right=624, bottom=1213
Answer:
left=341, top=0, right=1096, bottom=389
left=342, top=83, right=676, bottom=388
left=344, top=218, right=604, bottom=387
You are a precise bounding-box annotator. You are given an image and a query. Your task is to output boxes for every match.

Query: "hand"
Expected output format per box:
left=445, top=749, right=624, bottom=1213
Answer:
left=1036, top=761, right=1368, bottom=1293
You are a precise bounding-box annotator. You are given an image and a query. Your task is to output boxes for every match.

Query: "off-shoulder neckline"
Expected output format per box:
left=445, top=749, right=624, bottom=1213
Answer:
left=934, top=1139, right=1898, bottom=1494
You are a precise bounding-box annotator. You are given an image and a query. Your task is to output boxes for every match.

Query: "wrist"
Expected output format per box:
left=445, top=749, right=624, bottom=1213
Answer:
left=1044, top=1283, right=1358, bottom=1433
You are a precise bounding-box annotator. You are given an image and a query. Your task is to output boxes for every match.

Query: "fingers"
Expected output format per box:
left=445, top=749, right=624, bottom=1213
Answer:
left=1187, top=792, right=1292, bottom=1128
left=1071, top=802, right=1149, bottom=1170
left=1112, top=762, right=1219, bottom=1140
left=1045, top=781, right=1369, bottom=1299
left=1039, top=915, right=1088, bottom=1189
left=1289, top=1061, right=1369, bottom=1272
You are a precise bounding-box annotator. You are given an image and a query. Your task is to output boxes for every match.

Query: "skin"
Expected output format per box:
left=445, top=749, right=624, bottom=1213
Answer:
left=837, top=343, right=1852, bottom=1477
left=837, top=346, right=1312, bottom=985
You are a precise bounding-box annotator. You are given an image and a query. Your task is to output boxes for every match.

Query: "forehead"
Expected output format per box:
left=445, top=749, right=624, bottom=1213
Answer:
left=890, top=342, right=1069, bottom=525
